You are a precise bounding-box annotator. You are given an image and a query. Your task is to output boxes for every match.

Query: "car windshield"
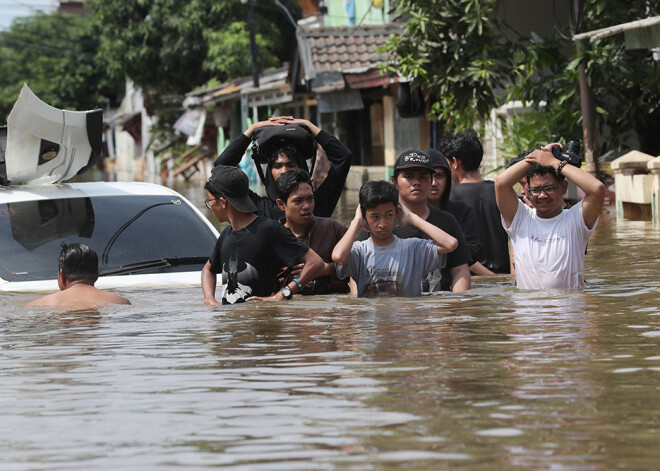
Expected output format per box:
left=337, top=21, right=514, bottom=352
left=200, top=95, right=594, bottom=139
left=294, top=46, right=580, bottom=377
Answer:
left=0, top=194, right=217, bottom=282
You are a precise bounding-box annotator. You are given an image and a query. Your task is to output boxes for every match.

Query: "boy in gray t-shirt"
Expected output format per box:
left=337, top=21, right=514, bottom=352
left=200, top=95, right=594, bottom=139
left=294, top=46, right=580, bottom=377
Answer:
left=332, top=180, right=458, bottom=297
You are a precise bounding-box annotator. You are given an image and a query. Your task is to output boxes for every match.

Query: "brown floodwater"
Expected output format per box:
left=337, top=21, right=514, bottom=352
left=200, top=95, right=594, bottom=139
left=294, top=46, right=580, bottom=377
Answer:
left=1, top=182, right=659, bottom=469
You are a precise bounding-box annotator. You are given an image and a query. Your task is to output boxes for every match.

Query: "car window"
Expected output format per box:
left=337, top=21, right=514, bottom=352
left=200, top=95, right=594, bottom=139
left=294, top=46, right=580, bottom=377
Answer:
left=0, top=195, right=217, bottom=282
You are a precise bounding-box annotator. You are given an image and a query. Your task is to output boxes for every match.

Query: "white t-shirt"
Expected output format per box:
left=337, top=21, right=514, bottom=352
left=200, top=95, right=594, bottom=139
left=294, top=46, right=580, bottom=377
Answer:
left=336, top=236, right=443, bottom=297
left=503, top=200, right=597, bottom=289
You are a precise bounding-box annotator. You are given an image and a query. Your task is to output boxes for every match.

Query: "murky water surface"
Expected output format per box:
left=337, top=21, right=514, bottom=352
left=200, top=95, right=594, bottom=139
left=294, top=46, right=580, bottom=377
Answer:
left=2, top=188, right=659, bottom=469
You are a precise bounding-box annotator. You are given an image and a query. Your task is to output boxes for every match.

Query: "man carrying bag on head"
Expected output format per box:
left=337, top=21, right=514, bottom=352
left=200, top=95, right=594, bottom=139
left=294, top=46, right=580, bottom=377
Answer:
left=214, top=116, right=352, bottom=220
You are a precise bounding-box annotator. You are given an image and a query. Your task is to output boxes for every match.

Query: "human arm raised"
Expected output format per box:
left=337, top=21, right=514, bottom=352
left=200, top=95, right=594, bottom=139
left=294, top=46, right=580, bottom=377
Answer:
left=271, top=117, right=352, bottom=217
left=526, top=145, right=605, bottom=229
left=213, top=118, right=283, bottom=167
left=332, top=206, right=364, bottom=266
left=495, top=160, right=530, bottom=228
left=398, top=203, right=458, bottom=254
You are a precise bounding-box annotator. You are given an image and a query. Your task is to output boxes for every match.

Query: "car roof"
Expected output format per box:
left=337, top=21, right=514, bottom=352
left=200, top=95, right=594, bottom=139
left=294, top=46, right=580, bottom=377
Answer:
left=0, top=181, right=184, bottom=204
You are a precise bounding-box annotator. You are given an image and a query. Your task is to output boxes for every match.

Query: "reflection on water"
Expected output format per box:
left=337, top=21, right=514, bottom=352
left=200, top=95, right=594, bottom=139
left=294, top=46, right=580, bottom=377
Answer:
left=2, top=200, right=660, bottom=468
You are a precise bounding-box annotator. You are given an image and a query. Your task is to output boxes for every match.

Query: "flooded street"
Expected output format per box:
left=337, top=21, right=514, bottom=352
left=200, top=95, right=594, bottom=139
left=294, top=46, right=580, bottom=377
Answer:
left=2, top=189, right=659, bottom=469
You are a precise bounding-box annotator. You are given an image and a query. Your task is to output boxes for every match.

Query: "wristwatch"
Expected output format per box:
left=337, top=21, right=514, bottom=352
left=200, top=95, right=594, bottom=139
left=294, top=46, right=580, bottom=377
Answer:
left=280, top=285, right=293, bottom=300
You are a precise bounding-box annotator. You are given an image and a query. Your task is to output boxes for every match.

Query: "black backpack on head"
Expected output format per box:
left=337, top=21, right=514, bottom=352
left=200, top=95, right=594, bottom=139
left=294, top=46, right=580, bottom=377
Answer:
left=251, top=123, right=318, bottom=187
left=251, top=124, right=317, bottom=164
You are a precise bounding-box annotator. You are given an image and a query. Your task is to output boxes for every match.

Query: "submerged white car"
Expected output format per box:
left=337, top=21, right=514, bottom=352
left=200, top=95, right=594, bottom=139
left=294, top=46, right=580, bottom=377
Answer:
left=0, top=85, right=218, bottom=292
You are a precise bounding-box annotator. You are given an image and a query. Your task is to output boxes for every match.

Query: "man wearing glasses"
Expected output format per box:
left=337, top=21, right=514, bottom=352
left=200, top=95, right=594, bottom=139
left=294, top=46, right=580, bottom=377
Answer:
left=494, top=143, right=605, bottom=289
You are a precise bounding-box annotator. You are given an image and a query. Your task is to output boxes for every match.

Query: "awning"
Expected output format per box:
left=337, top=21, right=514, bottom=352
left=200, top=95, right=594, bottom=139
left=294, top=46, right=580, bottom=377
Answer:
left=346, top=70, right=398, bottom=89
left=316, top=90, right=364, bottom=113
left=573, top=16, right=660, bottom=49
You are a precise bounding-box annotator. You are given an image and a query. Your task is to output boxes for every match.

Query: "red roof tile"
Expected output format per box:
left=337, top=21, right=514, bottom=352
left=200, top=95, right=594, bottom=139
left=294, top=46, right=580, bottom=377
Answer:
left=298, top=24, right=402, bottom=75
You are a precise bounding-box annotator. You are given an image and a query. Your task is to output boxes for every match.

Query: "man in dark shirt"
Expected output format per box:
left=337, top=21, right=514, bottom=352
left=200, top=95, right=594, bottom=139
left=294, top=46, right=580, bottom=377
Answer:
left=442, top=130, right=510, bottom=274
left=275, top=169, right=349, bottom=294
left=424, top=147, right=494, bottom=276
left=201, top=165, right=324, bottom=304
left=390, top=150, right=471, bottom=293
left=214, top=116, right=352, bottom=220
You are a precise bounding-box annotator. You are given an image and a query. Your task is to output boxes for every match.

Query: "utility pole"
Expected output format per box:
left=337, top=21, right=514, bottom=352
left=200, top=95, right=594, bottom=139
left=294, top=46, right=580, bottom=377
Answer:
left=573, top=0, right=599, bottom=176
left=246, top=0, right=259, bottom=89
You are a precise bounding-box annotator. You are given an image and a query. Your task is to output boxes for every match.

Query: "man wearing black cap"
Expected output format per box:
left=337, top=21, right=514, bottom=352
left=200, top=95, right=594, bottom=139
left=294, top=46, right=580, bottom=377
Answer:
left=201, top=165, right=324, bottom=304
left=390, top=150, right=471, bottom=293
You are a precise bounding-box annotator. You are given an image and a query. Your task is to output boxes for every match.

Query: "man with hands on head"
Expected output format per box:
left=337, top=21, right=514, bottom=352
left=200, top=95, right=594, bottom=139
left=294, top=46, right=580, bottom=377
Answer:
left=494, top=143, right=605, bottom=289
left=214, top=116, right=352, bottom=219
left=332, top=180, right=457, bottom=298
left=201, top=165, right=324, bottom=305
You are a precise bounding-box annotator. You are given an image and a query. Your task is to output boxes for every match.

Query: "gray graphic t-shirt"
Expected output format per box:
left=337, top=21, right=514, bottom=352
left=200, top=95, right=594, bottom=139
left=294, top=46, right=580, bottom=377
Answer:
left=336, top=236, right=444, bottom=297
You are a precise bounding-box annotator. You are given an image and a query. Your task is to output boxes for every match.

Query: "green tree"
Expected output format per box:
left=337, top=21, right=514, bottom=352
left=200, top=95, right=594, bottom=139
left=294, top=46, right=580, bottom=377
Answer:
left=382, top=0, right=659, bottom=155
left=0, top=12, right=122, bottom=121
left=509, top=0, right=660, bottom=155
left=380, top=0, right=515, bottom=130
left=88, top=0, right=296, bottom=98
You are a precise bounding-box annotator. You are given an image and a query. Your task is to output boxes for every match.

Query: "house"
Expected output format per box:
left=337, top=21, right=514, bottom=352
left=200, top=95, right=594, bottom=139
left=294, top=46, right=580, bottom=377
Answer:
left=178, top=20, right=434, bottom=190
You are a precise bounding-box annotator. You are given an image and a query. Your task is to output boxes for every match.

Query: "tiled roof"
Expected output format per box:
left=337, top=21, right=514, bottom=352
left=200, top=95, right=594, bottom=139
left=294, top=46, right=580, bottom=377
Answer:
left=297, top=24, right=402, bottom=79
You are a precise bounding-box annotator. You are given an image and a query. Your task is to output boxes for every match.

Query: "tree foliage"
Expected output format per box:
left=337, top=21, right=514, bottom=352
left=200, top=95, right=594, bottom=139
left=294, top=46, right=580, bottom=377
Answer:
left=204, top=22, right=281, bottom=80
left=509, top=0, right=660, bottom=155
left=383, top=0, right=660, bottom=154
left=380, top=0, right=515, bottom=130
left=88, top=0, right=297, bottom=98
left=0, top=12, right=122, bottom=122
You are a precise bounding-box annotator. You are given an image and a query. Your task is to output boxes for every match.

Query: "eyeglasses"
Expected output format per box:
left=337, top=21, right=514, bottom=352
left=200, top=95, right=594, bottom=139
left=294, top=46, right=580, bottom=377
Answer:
left=204, top=197, right=220, bottom=209
left=528, top=185, right=558, bottom=196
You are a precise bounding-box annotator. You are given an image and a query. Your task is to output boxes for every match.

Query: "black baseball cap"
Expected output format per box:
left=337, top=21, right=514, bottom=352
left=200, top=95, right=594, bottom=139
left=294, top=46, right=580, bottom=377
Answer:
left=206, top=165, right=257, bottom=213
left=394, top=150, right=434, bottom=172
left=423, top=148, right=448, bottom=168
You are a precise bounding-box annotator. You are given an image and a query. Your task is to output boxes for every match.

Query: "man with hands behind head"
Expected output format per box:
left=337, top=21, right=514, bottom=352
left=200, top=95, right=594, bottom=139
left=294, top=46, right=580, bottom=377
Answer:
left=332, top=180, right=457, bottom=298
left=214, top=116, right=352, bottom=219
left=494, top=143, right=605, bottom=289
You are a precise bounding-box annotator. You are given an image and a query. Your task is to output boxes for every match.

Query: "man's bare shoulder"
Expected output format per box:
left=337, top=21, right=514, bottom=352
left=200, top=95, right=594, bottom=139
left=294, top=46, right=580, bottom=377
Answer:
left=25, top=291, right=63, bottom=307
left=26, top=286, right=131, bottom=308
left=98, top=291, right=132, bottom=305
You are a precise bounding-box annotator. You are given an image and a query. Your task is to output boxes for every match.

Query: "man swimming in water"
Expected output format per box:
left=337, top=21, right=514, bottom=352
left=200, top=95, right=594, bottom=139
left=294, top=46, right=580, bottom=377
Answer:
left=26, top=243, right=131, bottom=308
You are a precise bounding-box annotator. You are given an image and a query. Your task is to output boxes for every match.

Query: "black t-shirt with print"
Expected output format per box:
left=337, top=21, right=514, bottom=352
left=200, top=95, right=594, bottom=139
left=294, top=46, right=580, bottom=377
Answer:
left=209, top=217, right=309, bottom=304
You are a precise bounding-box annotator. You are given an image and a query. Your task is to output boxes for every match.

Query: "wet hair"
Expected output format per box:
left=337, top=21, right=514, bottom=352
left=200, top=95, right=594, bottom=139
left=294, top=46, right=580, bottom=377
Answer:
left=359, top=180, right=398, bottom=219
left=275, top=169, right=313, bottom=202
left=58, top=243, right=98, bottom=283
left=526, top=163, right=565, bottom=184
left=440, top=129, right=483, bottom=172
left=268, top=145, right=309, bottom=173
